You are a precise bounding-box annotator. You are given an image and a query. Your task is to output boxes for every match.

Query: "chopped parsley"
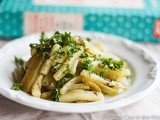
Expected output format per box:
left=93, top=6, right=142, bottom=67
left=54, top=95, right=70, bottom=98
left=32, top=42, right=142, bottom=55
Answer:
left=39, top=31, right=47, bottom=44
left=29, top=31, right=78, bottom=59
left=14, top=56, right=24, bottom=67
left=11, top=83, right=22, bottom=91
left=50, top=31, right=74, bottom=46
left=99, top=58, right=124, bottom=70
left=51, top=77, right=71, bottom=101
left=79, top=59, right=93, bottom=71
left=80, top=53, right=89, bottom=58
left=61, top=32, right=74, bottom=46
left=51, top=88, right=60, bottom=101
left=86, top=37, right=91, bottom=42
left=56, top=77, right=70, bottom=88
left=92, top=55, right=102, bottom=61
left=53, top=48, right=65, bottom=58
left=53, top=62, right=62, bottom=71
left=95, top=71, right=105, bottom=78
left=64, top=64, right=72, bottom=75
left=66, top=44, right=81, bottom=59
left=42, top=52, right=50, bottom=59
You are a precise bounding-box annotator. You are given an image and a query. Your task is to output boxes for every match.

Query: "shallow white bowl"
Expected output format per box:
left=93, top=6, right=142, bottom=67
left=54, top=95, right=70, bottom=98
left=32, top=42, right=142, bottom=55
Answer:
left=0, top=31, right=160, bottom=113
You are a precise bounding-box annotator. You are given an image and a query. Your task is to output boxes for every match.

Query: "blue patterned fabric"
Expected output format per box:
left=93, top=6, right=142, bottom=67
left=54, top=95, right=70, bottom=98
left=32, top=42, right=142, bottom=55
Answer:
left=0, top=0, right=160, bottom=42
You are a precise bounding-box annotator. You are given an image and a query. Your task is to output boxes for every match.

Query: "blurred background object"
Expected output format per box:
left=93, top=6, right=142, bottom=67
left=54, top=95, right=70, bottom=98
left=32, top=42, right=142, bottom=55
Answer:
left=0, top=0, right=160, bottom=42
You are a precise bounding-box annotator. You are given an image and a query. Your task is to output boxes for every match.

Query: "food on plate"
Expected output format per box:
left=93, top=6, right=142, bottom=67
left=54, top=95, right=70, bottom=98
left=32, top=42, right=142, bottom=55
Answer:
left=12, top=31, right=131, bottom=103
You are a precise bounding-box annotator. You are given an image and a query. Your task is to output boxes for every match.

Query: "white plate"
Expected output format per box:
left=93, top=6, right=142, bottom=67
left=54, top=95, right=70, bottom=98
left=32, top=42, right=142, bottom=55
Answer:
left=0, top=31, right=160, bottom=113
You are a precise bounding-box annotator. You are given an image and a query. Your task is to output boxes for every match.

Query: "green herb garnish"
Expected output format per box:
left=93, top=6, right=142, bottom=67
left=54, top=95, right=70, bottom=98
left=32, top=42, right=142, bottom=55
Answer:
left=99, top=58, right=124, bottom=70
left=29, top=31, right=77, bottom=59
left=92, top=55, right=102, bottom=61
left=39, top=31, right=47, bottom=44
left=66, top=44, right=81, bottom=59
left=64, top=65, right=72, bottom=75
left=14, top=56, right=24, bottom=67
left=11, top=83, right=22, bottom=91
left=86, top=37, right=91, bottom=42
left=56, top=77, right=70, bottom=88
left=80, top=53, right=89, bottom=58
left=51, top=88, right=60, bottom=101
left=54, top=49, right=65, bottom=58
left=53, top=62, right=62, bottom=71
left=79, top=59, right=93, bottom=71
left=51, top=77, right=71, bottom=101
left=95, top=71, right=105, bottom=77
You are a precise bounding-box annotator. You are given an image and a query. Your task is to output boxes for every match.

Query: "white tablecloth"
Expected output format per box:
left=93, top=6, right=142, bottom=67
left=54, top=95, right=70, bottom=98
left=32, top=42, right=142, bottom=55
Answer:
left=0, top=40, right=160, bottom=120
